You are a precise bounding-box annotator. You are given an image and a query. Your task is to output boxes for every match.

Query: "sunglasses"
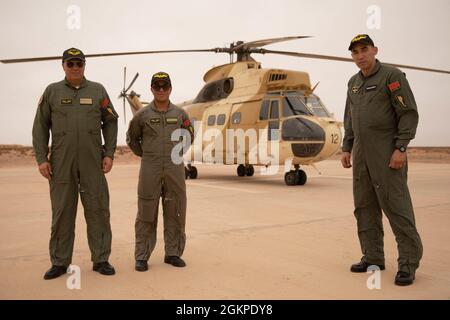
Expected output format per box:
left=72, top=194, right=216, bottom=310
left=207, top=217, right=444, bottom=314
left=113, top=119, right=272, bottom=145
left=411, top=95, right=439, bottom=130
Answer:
left=152, top=84, right=171, bottom=92
left=66, top=61, right=85, bottom=68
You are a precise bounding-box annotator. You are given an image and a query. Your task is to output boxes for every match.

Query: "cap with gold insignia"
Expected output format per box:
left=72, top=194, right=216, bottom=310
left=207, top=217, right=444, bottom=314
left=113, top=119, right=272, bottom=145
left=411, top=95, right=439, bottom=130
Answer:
left=62, top=47, right=86, bottom=62
left=151, top=71, right=171, bottom=86
left=348, top=34, right=375, bottom=51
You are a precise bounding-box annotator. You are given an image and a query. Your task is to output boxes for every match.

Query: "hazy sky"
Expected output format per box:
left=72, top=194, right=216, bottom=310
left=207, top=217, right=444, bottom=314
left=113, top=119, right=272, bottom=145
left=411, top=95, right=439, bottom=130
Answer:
left=1, top=0, right=449, bottom=146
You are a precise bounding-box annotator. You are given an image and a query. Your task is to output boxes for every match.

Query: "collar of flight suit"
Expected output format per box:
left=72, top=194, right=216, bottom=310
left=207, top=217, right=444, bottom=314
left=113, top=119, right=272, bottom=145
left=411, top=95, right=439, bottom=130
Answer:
left=150, top=100, right=174, bottom=113
left=64, top=76, right=87, bottom=89
left=358, top=59, right=382, bottom=80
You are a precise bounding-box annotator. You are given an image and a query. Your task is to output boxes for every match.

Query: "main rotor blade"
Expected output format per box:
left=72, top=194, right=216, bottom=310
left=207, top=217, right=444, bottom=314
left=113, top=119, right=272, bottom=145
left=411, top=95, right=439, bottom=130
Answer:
left=262, top=49, right=450, bottom=74
left=124, top=72, right=139, bottom=93
left=1, top=49, right=218, bottom=64
left=232, top=36, right=312, bottom=51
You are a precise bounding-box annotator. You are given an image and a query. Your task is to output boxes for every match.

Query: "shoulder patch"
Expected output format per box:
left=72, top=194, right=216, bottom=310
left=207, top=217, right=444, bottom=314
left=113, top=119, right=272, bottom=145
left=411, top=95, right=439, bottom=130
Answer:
left=100, top=98, right=110, bottom=108
left=388, top=81, right=401, bottom=92
left=183, top=119, right=191, bottom=128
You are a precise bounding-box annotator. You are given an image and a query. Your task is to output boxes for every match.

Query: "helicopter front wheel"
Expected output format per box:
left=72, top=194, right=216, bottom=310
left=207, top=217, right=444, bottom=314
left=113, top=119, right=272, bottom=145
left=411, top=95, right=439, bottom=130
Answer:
left=284, top=168, right=307, bottom=186
left=185, top=164, right=198, bottom=179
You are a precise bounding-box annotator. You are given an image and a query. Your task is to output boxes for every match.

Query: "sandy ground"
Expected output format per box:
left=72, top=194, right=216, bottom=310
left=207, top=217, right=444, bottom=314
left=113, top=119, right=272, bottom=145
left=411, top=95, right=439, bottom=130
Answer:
left=0, top=146, right=450, bottom=300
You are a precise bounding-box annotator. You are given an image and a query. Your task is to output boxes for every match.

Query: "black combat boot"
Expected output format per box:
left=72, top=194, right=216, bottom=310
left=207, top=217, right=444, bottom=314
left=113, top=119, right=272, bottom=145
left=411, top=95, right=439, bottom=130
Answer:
left=395, top=271, right=415, bottom=286
left=135, top=260, right=149, bottom=272
left=350, top=261, right=385, bottom=273
left=164, top=256, right=186, bottom=267
left=93, top=261, right=116, bottom=275
left=44, top=265, right=68, bottom=280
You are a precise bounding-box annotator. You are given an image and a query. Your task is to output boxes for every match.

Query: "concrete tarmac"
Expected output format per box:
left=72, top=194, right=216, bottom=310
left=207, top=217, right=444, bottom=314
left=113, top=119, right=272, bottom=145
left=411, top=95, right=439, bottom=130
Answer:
left=1, top=160, right=449, bottom=299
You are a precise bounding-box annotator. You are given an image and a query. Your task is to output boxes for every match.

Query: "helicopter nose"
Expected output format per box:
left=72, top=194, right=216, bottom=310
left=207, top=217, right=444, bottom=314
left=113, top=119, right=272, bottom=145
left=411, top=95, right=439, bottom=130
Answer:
left=282, top=118, right=326, bottom=157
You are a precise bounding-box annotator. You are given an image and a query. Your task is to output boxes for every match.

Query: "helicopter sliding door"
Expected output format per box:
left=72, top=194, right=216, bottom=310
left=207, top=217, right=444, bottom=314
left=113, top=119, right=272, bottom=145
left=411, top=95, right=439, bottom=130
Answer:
left=228, top=99, right=263, bottom=165
left=256, top=98, right=281, bottom=164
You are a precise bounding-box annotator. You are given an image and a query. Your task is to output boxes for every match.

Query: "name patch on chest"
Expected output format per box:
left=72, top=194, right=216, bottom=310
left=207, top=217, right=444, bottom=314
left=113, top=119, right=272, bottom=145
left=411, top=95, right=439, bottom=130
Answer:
left=165, top=117, right=178, bottom=125
left=60, top=98, right=73, bottom=105
left=365, top=85, right=377, bottom=92
left=80, top=98, right=93, bottom=105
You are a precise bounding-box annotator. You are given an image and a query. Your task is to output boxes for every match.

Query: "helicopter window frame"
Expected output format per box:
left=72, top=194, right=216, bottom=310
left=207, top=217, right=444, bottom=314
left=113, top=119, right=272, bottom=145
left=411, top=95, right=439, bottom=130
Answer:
left=283, top=96, right=313, bottom=117
left=217, top=114, right=226, bottom=126
left=259, top=100, right=270, bottom=120
left=270, top=100, right=279, bottom=119
left=207, top=115, right=216, bottom=126
left=231, top=112, right=241, bottom=124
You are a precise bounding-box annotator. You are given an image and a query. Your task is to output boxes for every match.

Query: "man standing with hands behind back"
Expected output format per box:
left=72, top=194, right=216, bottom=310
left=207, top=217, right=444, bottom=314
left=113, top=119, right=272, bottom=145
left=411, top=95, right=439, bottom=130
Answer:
left=342, top=35, right=423, bottom=286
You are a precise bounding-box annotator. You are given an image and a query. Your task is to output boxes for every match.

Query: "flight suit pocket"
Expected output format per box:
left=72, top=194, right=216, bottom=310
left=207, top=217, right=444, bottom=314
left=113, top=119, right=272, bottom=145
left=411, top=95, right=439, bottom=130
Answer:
left=89, top=130, right=103, bottom=149
left=138, top=195, right=159, bottom=222
left=386, top=168, right=407, bottom=214
left=51, top=132, right=66, bottom=152
left=145, top=119, right=159, bottom=136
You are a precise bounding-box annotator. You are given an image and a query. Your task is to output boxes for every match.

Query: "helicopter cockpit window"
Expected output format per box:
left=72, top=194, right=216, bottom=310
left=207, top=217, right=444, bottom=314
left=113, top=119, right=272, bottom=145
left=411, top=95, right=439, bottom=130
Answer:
left=270, top=100, right=279, bottom=119
left=259, top=100, right=270, bottom=120
left=283, top=96, right=313, bottom=117
left=304, top=96, right=331, bottom=118
left=207, top=115, right=216, bottom=126
left=231, top=112, right=241, bottom=124
left=217, top=114, right=226, bottom=125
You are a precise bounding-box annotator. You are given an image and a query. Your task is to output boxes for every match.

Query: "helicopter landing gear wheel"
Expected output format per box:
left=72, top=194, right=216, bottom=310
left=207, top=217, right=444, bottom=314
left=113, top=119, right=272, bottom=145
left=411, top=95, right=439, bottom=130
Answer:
left=296, top=169, right=307, bottom=185
left=237, top=164, right=246, bottom=177
left=245, top=165, right=254, bottom=176
left=185, top=164, right=198, bottom=179
left=284, top=171, right=298, bottom=186
left=284, top=164, right=308, bottom=186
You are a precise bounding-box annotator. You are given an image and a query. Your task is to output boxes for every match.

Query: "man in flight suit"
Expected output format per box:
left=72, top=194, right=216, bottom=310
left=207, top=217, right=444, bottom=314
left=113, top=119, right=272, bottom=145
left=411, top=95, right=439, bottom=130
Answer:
left=127, top=72, right=194, bottom=272
left=341, top=35, right=423, bottom=286
left=33, top=48, right=118, bottom=279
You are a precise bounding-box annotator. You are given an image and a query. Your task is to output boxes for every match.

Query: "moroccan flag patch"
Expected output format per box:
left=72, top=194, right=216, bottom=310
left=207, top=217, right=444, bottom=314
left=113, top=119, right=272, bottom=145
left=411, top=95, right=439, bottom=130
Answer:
left=388, top=81, right=401, bottom=92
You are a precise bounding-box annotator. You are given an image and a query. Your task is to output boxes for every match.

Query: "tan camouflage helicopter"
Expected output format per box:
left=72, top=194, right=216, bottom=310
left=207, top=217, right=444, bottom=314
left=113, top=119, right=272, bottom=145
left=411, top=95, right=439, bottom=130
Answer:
left=2, top=36, right=449, bottom=185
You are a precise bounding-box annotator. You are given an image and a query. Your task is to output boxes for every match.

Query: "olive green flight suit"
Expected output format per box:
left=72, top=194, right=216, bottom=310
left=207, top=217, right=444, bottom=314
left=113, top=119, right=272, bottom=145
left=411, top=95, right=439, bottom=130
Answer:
left=343, top=60, right=423, bottom=274
left=126, top=101, right=194, bottom=261
left=32, top=77, right=118, bottom=266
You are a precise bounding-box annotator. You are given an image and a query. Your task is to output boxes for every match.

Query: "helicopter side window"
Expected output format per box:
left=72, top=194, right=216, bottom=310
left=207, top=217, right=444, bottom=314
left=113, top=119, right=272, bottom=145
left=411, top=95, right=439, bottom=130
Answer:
left=207, top=115, right=216, bottom=126
left=270, top=100, right=279, bottom=119
left=259, top=100, right=270, bottom=120
left=217, top=114, right=226, bottom=125
left=231, top=112, right=241, bottom=124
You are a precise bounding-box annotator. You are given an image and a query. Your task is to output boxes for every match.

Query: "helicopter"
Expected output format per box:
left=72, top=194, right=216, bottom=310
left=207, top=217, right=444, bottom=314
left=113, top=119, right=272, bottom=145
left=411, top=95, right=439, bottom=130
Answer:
left=2, top=36, right=449, bottom=186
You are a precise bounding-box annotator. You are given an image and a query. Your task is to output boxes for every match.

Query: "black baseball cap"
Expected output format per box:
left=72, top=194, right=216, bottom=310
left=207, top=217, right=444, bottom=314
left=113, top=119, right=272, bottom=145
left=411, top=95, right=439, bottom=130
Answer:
left=348, top=34, right=375, bottom=51
left=151, top=72, right=171, bottom=86
left=62, top=47, right=86, bottom=62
